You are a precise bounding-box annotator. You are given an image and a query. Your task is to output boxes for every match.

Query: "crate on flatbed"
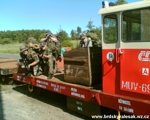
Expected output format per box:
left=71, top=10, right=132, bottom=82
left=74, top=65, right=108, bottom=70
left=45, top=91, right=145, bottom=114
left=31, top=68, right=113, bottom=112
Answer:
left=67, top=96, right=101, bottom=117
left=64, top=47, right=102, bottom=86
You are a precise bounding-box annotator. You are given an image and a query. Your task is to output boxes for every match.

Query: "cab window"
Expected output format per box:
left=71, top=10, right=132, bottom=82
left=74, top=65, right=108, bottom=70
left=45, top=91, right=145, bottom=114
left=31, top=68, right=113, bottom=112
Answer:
left=104, top=14, right=118, bottom=43
left=122, top=8, right=150, bottom=42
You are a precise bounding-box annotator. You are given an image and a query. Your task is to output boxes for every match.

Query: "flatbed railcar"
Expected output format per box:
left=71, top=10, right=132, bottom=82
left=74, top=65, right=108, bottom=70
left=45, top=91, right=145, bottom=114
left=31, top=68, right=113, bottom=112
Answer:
left=0, top=58, right=17, bottom=84
left=12, top=0, right=150, bottom=119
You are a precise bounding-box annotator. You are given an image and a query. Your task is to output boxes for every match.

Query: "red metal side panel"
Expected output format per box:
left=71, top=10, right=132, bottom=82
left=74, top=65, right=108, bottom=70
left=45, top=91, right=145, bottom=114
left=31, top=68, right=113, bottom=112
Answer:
left=102, top=49, right=118, bottom=94
left=13, top=73, right=95, bottom=101
left=119, top=49, right=150, bottom=100
left=13, top=73, right=150, bottom=116
left=98, top=92, right=150, bottom=116
left=13, top=73, right=35, bottom=85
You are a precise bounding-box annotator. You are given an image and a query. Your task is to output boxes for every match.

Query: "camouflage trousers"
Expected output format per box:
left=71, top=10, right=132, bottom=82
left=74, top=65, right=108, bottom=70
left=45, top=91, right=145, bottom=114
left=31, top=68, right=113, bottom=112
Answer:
left=41, top=56, right=56, bottom=75
left=31, top=64, right=42, bottom=76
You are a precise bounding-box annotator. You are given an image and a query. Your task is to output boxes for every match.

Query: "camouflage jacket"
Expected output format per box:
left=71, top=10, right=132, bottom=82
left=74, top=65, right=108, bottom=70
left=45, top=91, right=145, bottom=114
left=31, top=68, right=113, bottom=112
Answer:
left=39, top=47, right=52, bottom=63
left=23, top=50, right=39, bottom=63
left=47, top=39, right=61, bottom=57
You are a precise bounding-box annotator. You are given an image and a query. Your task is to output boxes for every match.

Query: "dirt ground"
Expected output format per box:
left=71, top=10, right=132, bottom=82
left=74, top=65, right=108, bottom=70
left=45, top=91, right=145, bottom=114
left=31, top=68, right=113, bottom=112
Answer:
left=0, top=83, right=90, bottom=120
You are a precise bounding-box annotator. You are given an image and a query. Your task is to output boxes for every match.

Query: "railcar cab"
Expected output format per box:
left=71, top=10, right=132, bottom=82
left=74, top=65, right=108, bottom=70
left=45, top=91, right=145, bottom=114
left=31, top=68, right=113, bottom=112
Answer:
left=99, top=1, right=150, bottom=100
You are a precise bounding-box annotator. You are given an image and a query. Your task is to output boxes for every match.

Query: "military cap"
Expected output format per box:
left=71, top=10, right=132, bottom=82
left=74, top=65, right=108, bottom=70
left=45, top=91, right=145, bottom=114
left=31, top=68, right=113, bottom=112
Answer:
left=20, top=46, right=28, bottom=52
left=81, top=33, right=86, bottom=39
left=40, top=41, right=46, bottom=47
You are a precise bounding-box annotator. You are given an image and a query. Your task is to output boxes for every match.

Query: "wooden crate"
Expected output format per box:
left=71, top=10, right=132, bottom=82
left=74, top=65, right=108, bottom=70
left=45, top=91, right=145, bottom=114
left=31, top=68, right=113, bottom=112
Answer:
left=67, top=97, right=101, bottom=117
left=64, top=47, right=102, bottom=86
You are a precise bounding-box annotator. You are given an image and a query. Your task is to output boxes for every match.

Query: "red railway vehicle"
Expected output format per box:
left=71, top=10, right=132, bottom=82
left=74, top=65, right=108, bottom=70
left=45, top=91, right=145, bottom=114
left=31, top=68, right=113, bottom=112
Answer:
left=13, top=0, right=150, bottom=119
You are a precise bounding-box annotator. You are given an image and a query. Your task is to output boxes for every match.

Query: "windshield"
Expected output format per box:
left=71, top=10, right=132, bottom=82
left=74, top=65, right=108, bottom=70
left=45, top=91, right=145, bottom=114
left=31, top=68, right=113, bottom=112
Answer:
left=122, top=8, right=150, bottom=42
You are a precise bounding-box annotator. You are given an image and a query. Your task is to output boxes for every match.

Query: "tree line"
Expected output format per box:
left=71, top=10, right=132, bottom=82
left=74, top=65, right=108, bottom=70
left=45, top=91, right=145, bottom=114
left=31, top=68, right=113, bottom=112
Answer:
left=0, top=21, right=101, bottom=44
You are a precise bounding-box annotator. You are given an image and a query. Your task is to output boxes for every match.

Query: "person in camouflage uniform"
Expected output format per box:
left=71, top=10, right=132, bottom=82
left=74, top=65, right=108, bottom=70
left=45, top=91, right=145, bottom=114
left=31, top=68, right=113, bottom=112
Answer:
left=19, top=46, right=41, bottom=76
left=39, top=41, right=54, bottom=79
left=79, top=33, right=93, bottom=47
left=40, top=33, right=61, bottom=73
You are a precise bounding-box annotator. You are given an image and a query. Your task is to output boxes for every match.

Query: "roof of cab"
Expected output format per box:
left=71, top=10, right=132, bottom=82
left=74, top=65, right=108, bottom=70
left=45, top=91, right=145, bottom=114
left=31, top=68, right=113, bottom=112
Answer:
left=98, top=0, right=150, bottom=15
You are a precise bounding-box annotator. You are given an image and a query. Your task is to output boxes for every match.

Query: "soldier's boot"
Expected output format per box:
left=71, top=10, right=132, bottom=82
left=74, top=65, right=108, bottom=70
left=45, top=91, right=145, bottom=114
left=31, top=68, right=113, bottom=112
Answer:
left=56, top=68, right=61, bottom=73
left=36, top=71, right=42, bottom=76
left=47, top=74, right=53, bottom=79
left=26, top=72, right=33, bottom=77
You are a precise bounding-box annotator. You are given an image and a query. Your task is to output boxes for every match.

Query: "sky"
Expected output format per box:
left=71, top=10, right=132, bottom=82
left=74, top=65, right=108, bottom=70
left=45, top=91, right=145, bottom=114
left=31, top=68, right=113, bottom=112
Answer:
left=0, top=0, right=142, bottom=35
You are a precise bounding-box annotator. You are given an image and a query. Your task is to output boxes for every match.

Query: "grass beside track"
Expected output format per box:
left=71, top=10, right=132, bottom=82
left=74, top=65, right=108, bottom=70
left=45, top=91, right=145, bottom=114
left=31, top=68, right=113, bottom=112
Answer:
left=0, top=43, right=23, bottom=54
left=0, top=40, right=79, bottom=54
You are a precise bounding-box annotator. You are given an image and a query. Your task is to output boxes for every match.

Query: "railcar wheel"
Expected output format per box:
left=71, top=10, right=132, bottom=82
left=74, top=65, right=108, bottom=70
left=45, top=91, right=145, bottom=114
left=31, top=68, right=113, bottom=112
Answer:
left=27, top=85, right=42, bottom=96
left=28, top=84, right=34, bottom=93
left=0, top=76, right=6, bottom=84
left=6, top=77, right=14, bottom=85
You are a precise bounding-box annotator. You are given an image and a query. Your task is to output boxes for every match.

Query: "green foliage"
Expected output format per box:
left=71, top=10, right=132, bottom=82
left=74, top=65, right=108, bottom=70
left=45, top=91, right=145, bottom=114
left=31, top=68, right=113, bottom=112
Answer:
left=104, top=15, right=117, bottom=42
left=62, top=40, right=73, bottom=48
left=0, top=38, right=13, bottom=44
left=88, top=27, right=101, bottom=40
left=77, top=26, right=82, bottom=37
left=86, top=20, right=95, bottom=31
left=85, top=20, right=102, bottom=46
left=70, top=30, right=77, bottom=40
left=115, top=0, right=127, bottom=5
left=57, top=29, right=69, bottom=41
left=0, top=30, right=49, bottom=43
left=70, top=40, right=79, bottom=49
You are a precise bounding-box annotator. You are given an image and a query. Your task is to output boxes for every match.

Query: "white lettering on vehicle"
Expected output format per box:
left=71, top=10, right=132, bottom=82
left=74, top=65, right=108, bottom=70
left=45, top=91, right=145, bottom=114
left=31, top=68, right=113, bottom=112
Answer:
left=51, top=83, right=66, bottom=93
left=36, top=80, right=48, bottom=89
left=142, top=68, right=149, bottom=76
left=36, top=80, right=48, bottom=85
left=121, top=80, right=150, bottom=94
left=138, top=51, right=150, bottom=61
left=71, top=88, right=77, bottom=92
left=70, top=87, right=85, bottom=99
left=118, top=99, right=131, bottom=106
left=76, top=101, right=82, bottom=106
left=71, top=92, right=85, bottom=99
left=17, top=76, right=21, bottom=81
left=77, top=106, right=83, bottom=111
left=36, top=84, right=46, bottom=89
left=122, top=81, right=138, bottom=90
left=119, top=106, right=134, bottom=113
left=124, top=107, right=134, bottom=113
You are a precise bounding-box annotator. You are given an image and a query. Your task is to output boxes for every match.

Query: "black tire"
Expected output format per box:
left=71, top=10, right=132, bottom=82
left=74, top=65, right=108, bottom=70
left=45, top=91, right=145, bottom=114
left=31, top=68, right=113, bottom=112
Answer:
left=6, top=77, right=14, bottom=85
left=27, top=85, right=43, bottom=96
left=0, top=76, right=6, bottom=84
left=28, top=84, right=34, bottom=93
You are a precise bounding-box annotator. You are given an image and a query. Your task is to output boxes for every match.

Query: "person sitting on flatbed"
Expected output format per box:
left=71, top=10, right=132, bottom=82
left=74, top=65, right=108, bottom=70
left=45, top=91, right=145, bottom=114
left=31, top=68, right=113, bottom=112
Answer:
left=19, top=46, right=41, bottom=76
left=38, top=41, right=54, bottom=79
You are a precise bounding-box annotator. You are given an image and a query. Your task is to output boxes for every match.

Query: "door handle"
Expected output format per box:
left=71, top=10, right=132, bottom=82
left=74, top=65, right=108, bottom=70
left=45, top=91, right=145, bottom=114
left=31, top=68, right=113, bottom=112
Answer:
left=116, top=48, right=123, bottom=63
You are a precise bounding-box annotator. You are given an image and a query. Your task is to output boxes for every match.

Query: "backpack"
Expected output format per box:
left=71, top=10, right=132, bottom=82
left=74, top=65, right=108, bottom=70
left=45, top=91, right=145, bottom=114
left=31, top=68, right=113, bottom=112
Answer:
left=24, top=38, right=40, bottom=54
